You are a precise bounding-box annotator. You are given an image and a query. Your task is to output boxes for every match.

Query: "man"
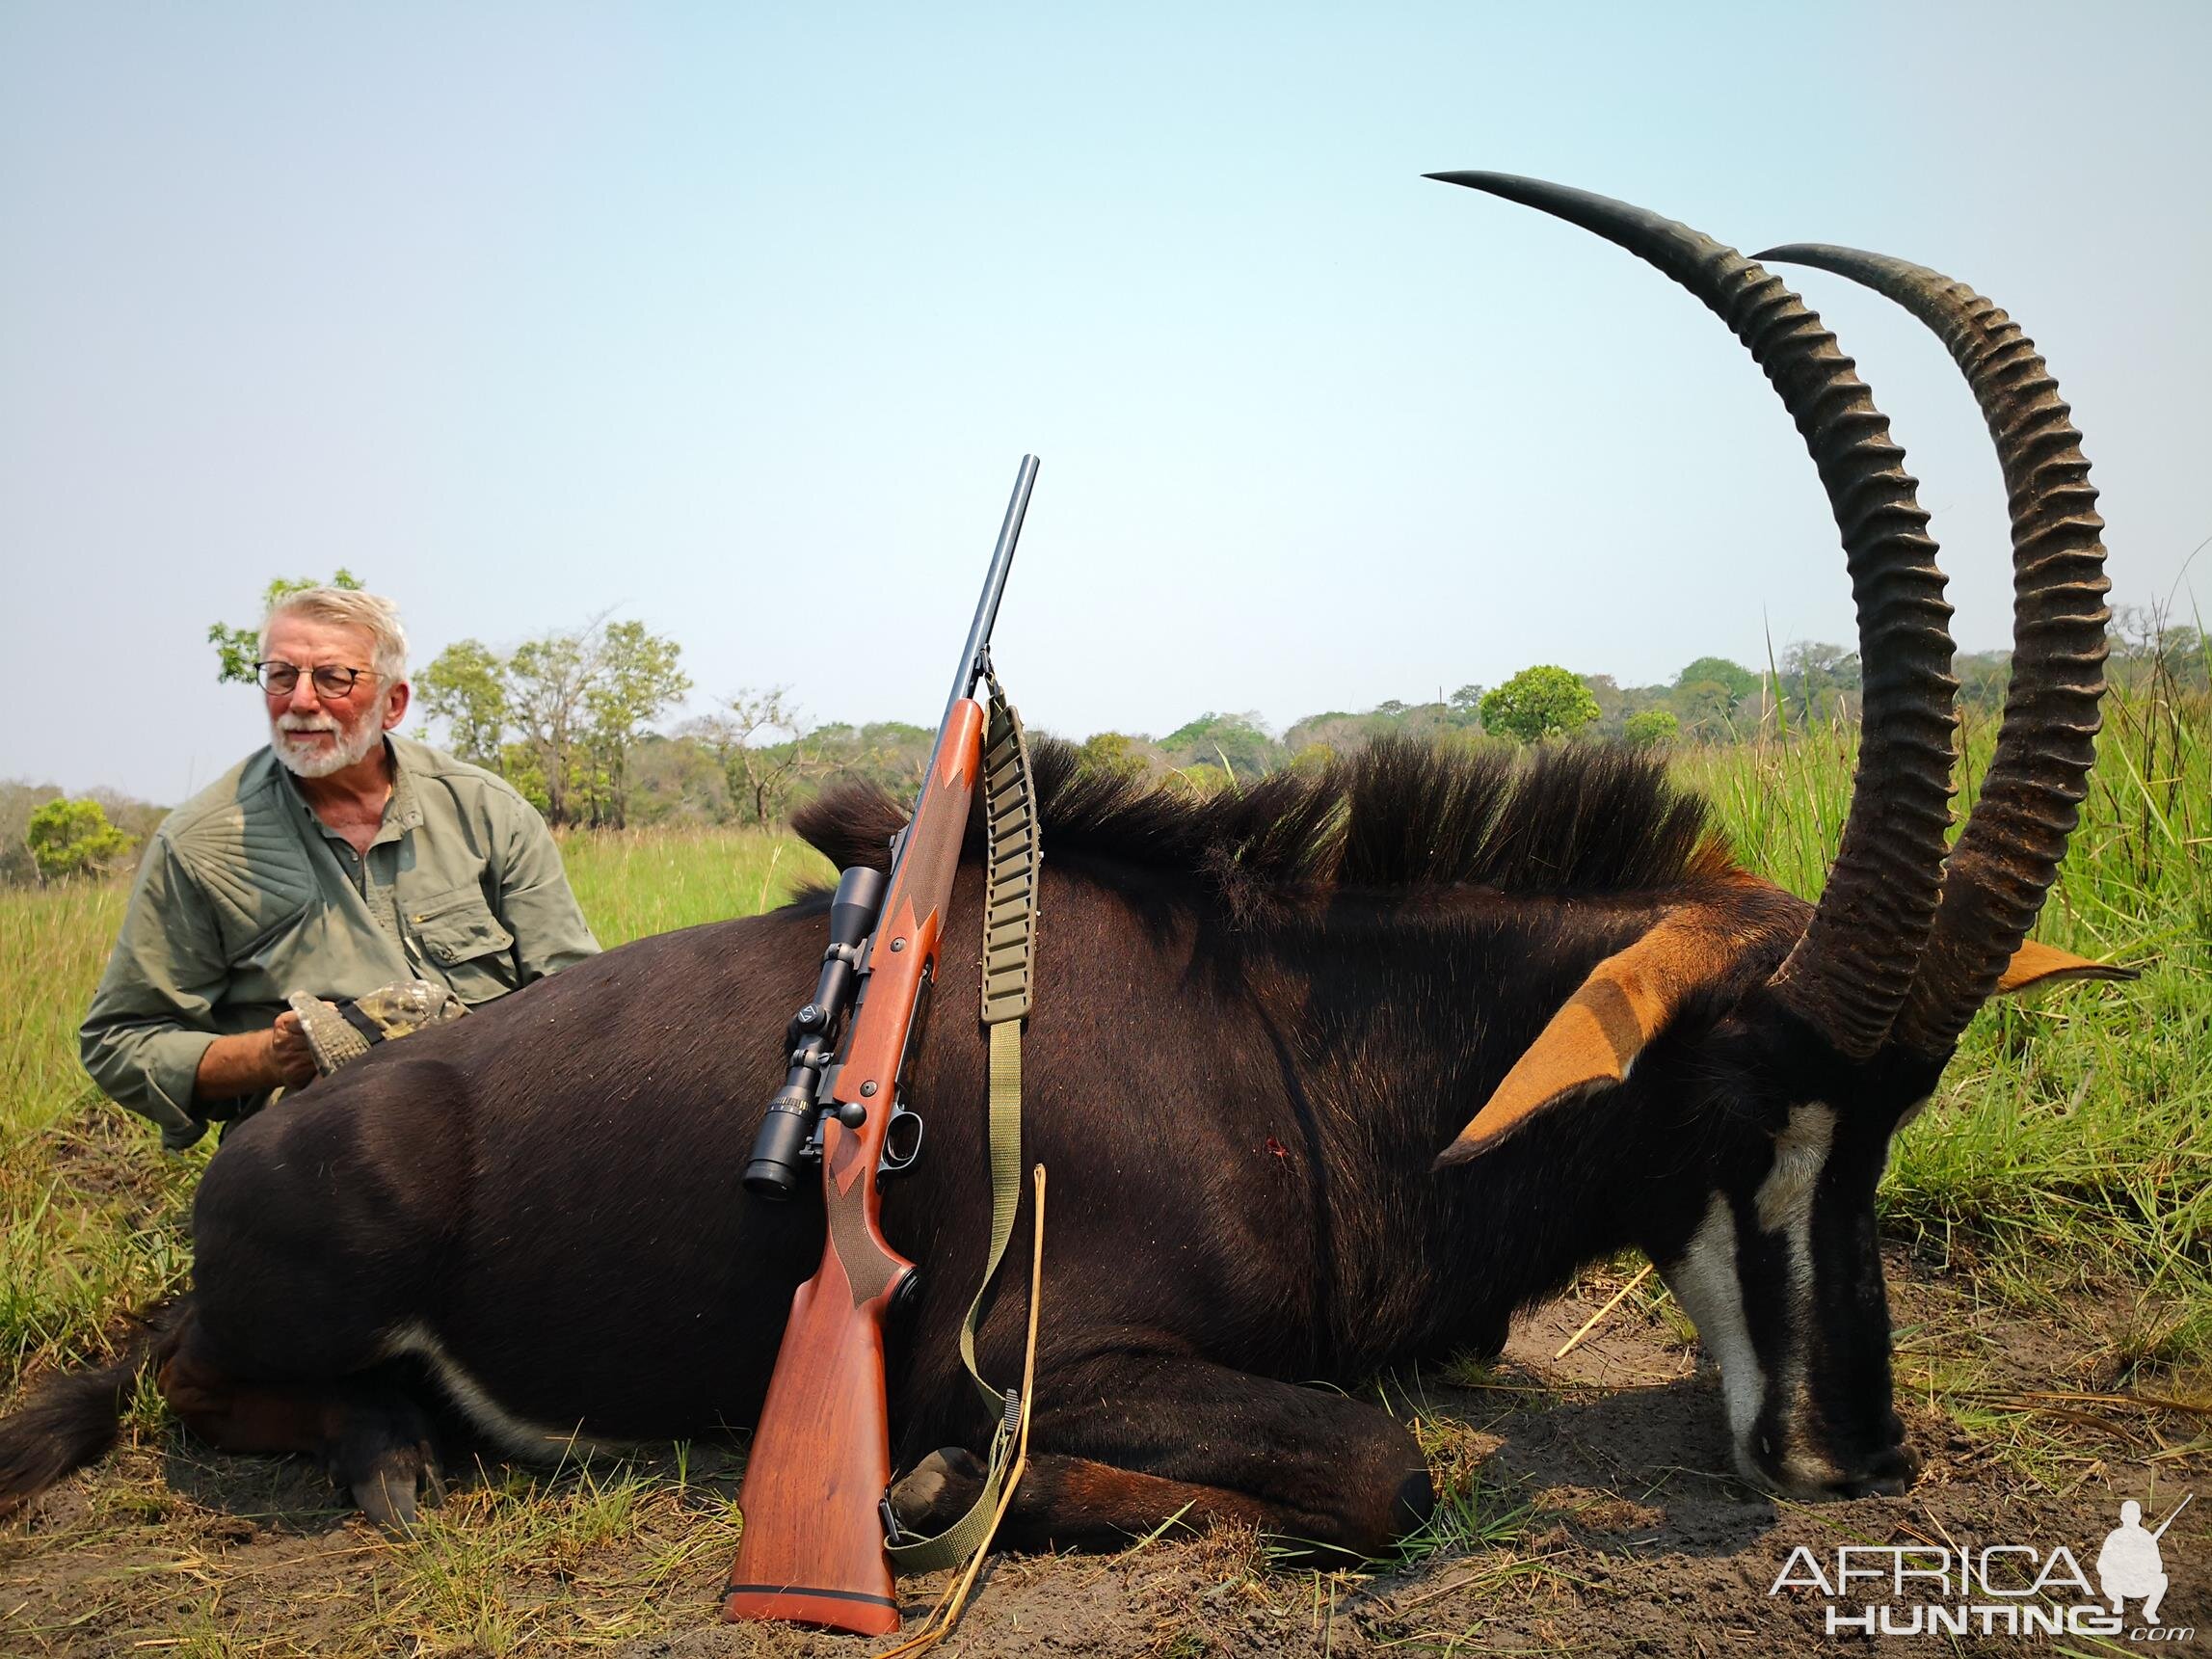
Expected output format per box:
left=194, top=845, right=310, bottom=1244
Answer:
left=81, top=587, right=600, bottom=1150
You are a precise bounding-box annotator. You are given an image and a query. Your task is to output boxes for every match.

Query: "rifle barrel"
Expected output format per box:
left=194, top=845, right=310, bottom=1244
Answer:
left=2151, top=1491, right=2192, bottom=1539
left=941, top=454, right=1038, bottom=722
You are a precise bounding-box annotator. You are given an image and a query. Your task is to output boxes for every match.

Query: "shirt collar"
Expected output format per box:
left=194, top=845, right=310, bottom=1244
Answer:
left=366, top=738, right=422, bottom=844
left=377, top=737, right=424, bottom=843
left=279, top=734, right=420, bottom=846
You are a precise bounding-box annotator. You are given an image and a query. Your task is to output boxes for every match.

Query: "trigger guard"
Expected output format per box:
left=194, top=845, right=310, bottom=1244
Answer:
left=879, top=1107, right=924, bottom=1175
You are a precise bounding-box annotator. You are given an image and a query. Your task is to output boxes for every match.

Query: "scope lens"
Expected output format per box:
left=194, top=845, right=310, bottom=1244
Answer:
left=743, top=1159, right=799, bottom=1200
left=744, top=1101, right=814, bottom=1200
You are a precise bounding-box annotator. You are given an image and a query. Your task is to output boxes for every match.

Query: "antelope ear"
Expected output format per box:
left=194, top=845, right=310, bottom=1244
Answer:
left=1991, top=939, right=2137, bottom=998
left=1433, top=913, right=1740, bottom=1169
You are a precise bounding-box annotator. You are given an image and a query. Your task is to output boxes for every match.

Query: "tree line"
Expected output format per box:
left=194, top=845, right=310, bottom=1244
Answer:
left=5, top=590, right=2203, bottom=882
left=413, top=604, right=2208, bottom=816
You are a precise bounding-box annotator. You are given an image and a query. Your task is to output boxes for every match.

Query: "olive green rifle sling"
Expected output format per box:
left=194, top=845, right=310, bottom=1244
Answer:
left=886, top=666, right=1038, bottom=1574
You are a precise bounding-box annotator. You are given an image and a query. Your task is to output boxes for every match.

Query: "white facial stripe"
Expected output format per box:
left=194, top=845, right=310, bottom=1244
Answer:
left=383, top=1322, right=620, bottom=1461
left=1664, top=1193, right=1766, bottom=1453
left=1755, top=1103, right=1843, bottom=1489
left=1754, top=1103, right=1835, bottom=1242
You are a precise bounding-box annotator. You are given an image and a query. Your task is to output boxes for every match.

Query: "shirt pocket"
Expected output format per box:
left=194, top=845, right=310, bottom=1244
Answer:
left=407, top=885, right=518, bottom=1003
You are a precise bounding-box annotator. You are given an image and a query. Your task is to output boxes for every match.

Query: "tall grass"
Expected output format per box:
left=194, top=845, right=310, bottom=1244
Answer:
left=1685, top=682, right=2211, bottom=1377
left=0, top=882, right=128, bottom=1138
left=0, top=882, right=203, bottom=1381
left=555, top=823, right=833, bottom=947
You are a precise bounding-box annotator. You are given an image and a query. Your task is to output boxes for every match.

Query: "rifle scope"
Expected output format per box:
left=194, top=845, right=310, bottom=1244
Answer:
left=744, top=865, right=887, bottom=1198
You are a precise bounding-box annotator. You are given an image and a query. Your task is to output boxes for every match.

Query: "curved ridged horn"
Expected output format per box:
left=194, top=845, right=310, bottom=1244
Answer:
left=1428, top=173, right=1958, bottom=1057
left=1760, top=244, right=2110, bottom=1055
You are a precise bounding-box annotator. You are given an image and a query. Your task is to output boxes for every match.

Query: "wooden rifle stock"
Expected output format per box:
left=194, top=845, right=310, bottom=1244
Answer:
left=721, top=699, right=986, bottom=1634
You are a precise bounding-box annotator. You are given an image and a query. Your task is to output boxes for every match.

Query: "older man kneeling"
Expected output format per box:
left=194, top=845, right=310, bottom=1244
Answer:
left=81, top=587, right=600, bottom=1150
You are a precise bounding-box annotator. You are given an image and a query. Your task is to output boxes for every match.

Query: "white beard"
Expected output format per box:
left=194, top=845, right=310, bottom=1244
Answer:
left=272, top=707, right=385, bottom=779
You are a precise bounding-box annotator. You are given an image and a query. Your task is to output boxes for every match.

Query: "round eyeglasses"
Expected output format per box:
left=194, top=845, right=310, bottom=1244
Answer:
left=255, top=660, right=372, bottom=698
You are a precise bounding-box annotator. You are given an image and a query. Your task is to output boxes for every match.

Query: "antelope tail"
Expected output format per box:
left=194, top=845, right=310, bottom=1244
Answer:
left=0, top=1303, right=182, bottom=1521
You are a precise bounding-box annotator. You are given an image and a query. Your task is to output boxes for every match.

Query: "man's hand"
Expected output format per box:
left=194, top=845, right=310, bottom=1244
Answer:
left=267, top=1009, right=318, bottom=1084
left=194, top=1012, right=319, bottom=1103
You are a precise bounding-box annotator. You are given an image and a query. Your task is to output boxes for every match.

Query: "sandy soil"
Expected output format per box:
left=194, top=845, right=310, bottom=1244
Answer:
left=5, top=1248, right=2204, bottom=1658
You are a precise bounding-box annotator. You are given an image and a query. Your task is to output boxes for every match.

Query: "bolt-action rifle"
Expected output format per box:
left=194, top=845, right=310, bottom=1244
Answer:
left=721, top=456, right=1041, bottom=1636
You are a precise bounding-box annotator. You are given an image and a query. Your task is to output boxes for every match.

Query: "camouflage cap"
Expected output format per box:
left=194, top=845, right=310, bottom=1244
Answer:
left=286, top=980, right=470, bottom=1076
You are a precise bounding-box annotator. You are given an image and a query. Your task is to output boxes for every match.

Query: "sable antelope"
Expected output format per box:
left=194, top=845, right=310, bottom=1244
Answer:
left=0, top=175, right=2125, bottom=1559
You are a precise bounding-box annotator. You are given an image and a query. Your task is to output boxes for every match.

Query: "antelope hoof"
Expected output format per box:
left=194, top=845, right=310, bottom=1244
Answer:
left=346, top=1443, right=438, bottom=1537
left=888, top=1446, right=986, bottom=1536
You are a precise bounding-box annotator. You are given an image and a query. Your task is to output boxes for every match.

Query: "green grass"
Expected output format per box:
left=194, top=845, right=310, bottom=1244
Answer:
left=0, top=881, right=129, bottom=1138
left=1685, top=684, right=2212, bottom=1391
left=0, top=882, right=201, bottom=1381
left=553, top=823, right=832, bottom=947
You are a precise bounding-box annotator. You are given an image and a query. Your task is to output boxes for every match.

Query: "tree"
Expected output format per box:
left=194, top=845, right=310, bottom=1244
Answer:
left=506, top=629, right=597, bottom=826
left=208, top=570, right=363, bottom=682
left=1281, top=698, right=1467, bottom=753
left=1953, top=650, right=2012, bottom=714
left=417, top=639, right=510, bottom=766
left=2109, top=605, right=2209, bottom=696
left=582, top=621, right=691, bottom=829
left=1158, top=712, right=1283, bottom=779
left=1076, top=732, right=1149, bottom=783
left=1622, top=708, right=1680, bottom=748
left=1673, top=679, right=1738, bottom=739
left=1479, top=666, right=1600, bottom=743
left=1580, top=674, right=1623, bottom=716
left=805, top=721, right=937, bottom=796
left=1674, top=656, right=1758, bottom=711
left=1779, top=641, right=1861, bottom=723
left=501, top=617, right=690, bottom=828
left=684, top=687, right=815, bottom=824
left=1280, top=711, right=1361, bottom=754
left=26, top=798, right=136, bottom=881
left=1167, top=762, right=1233, bottom=795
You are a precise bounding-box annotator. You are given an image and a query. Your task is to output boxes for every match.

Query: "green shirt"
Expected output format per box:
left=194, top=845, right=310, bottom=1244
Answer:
left=80, top=734, right=600, bottom=1148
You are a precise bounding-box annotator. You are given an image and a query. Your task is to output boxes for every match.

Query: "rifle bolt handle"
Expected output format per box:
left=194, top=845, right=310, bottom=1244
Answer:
left=838, top=1100, right=868, bottom=1128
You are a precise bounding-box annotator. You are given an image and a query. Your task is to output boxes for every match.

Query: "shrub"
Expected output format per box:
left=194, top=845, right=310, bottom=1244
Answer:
left=26, top=798, right=136, bottom=882
left=1479, top=666, right=1601, bottom=743
left=1623, top=708, right=1681, bottom=748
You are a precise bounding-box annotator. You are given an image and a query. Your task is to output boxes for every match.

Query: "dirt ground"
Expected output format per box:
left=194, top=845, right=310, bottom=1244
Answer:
left=4, top=1247, right=2204, bottom=1658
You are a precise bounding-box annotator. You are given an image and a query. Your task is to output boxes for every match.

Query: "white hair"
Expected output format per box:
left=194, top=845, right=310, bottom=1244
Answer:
left=259, top=587, right=410, bottom=683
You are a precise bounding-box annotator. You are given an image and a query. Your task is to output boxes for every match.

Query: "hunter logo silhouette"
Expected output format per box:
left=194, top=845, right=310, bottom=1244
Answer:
left=2097, top=1495, right=2187, bottom=1627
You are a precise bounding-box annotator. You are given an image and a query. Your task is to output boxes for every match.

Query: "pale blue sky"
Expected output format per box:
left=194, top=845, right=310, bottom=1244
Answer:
left=3, top=3, right=2206, bottom=800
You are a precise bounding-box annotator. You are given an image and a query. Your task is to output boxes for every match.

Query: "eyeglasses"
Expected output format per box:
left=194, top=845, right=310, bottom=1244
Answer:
left=255, top=660, right=373, bottom=698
